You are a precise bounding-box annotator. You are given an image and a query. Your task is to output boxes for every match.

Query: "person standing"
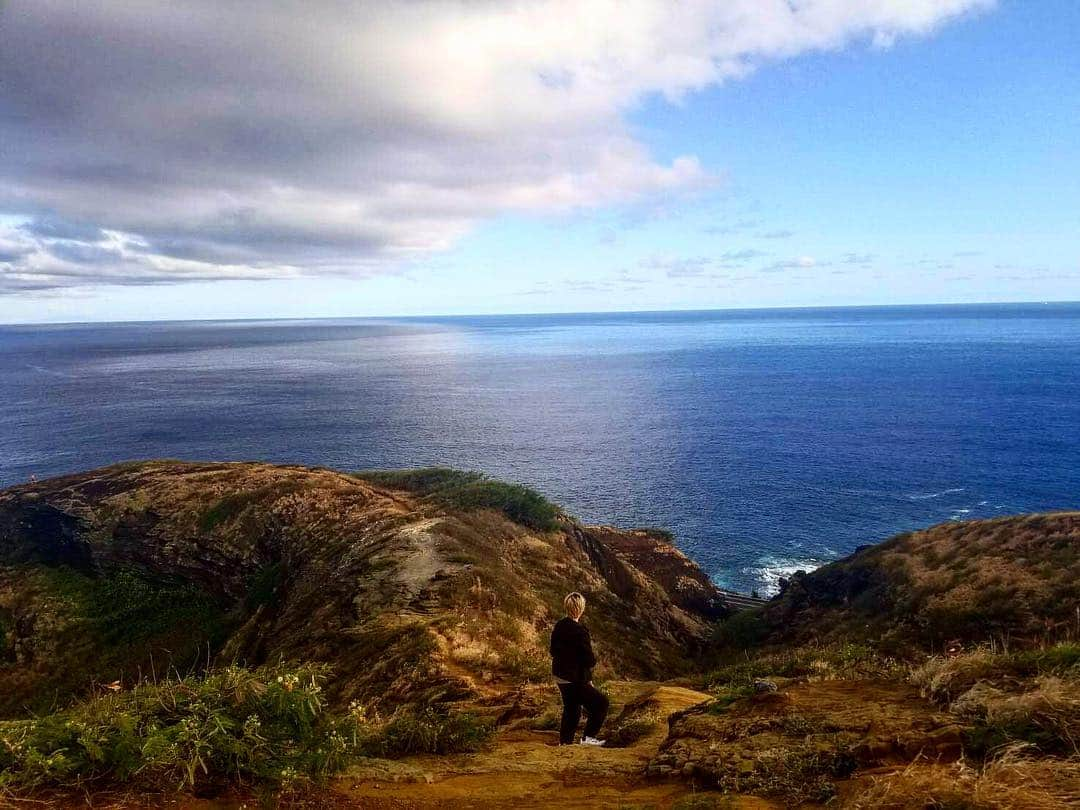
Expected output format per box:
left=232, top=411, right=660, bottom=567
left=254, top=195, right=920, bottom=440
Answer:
left=549, top=592, right=608, bottom=746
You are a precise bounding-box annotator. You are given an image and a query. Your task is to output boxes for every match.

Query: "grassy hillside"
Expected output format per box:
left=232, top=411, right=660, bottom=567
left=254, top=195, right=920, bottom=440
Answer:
left=4, top=464, right=1078, bottom=806
left=0, top=461, right=724, bottom=718
left=719, top=513, right=1080, bottom=655
left=686, top=512, right=1080, bottom=807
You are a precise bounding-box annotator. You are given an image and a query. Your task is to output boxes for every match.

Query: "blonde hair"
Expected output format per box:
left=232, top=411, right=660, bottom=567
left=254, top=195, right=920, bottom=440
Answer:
left=563, top=592, right=586, bottom=619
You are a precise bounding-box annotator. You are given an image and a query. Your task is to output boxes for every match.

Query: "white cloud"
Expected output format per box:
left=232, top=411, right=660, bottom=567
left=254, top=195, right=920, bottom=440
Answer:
left=761, top=255, right=819, bottom=272
left=0, top=0, right=993, bottom=291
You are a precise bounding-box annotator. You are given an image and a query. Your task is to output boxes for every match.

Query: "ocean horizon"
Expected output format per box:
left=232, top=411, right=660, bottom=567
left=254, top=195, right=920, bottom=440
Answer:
left=3, top=301, right=1079, bottom=594
left=5, top=299, right=1080, bottom=328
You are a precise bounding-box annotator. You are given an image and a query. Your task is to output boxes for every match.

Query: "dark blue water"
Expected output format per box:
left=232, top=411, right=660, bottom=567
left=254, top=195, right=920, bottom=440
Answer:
left=2, top=304, right=1079, bottom=593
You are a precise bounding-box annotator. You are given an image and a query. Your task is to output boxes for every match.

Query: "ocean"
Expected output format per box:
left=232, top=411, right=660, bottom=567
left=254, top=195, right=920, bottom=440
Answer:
left=2, top=303, right=1079, bottom=594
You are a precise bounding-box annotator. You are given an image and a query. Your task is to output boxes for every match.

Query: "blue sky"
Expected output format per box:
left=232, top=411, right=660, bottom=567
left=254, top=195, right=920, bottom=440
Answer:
left=0, top=0, right=1077, bottom=322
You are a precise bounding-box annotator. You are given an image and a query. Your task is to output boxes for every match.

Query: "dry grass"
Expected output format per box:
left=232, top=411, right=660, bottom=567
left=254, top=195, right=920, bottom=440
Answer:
left=749, top=512, right=1080, bottom=652
left=843, top=749, right=1080, bottom=809
left=911, top=645, right=1080, bottom=757
left=910, top=648, right=1002, bottom=704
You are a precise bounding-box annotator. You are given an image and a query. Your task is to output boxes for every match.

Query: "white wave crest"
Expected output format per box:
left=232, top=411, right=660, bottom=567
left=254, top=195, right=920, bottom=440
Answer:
left=740, top=555, right=825, bottom=597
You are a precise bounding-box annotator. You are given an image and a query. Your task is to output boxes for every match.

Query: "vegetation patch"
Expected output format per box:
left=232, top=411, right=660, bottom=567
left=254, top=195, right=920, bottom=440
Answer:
left=355, top=467, right=559, bottom=531
left=0, top=664, right=496, bottom=797
left=705, top=685, right=754, bottom=715
left=842, top=753, right=1080, bottom=809
left=369, top=706, right=494, bottom=756
left=911, top=644, right=1080, bottom=759
left=604, top=694, right=663, bottom=748
left=357, top=468, right=484, bottom=495
left=245, top=562, right=284, bottom=611
left=0, top=664, right=359, bottom=793
left=0, top=567, right=229, bottom=715
left=199, top=491, right=257, bottom=533
left=77, top=568, right=225, bottom=651
left=911, top=643, right=1080, bottom=705
left=709, top=741, right=858, bottom=805
left=710, top=609, right=769, bottom=650
left=672, top=794, right=738, bottom=810
left=705, top=643, right=903, bottom=690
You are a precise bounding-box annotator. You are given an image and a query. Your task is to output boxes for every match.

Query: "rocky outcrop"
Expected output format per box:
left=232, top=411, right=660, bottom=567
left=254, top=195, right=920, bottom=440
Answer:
left=581, top=526, right=730, bottom=619
left=0, top=461, right=726, bottom=717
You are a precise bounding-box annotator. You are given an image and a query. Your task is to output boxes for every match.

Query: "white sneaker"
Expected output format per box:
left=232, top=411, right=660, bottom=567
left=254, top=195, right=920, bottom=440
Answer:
left=580, top=736, right=606, bottom=747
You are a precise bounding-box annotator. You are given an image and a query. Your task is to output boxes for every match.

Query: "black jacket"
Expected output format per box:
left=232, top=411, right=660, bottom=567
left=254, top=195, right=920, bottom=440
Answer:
left=549, top=616, right=597, bottom=684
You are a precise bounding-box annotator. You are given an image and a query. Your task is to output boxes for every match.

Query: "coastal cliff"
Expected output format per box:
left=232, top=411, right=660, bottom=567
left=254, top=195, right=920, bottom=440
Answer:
left=1, top=463, right=1077, bottom=808
left=0, top=461, right=726, bottom=717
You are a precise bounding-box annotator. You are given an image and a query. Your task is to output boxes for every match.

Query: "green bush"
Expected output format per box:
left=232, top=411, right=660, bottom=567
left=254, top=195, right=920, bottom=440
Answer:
left=442, top=480, right=558, bottom=531
left=245, top=563, right=284, bottom=611
left=357, top=468, right=483, bottom=495
left=711, top=741, right=857, bottom=805
left=368, top=706, right=494, bottom=756
left=84, top=569, right=225, bottom=650
left=1010, top=643, right=1080, bottom=675
left=706, top=658, right=782, bottom=689
left=355, top=468, right=559, bottom=531
left=39, top=566, right=227, bottom=670
left=0, top=664, right=359, bottom=793
left=710, top=610, right=769, bottom=651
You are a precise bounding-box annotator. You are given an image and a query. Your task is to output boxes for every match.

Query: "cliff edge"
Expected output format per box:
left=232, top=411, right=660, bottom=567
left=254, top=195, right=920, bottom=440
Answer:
left=0, top=461, right=726, bottom=717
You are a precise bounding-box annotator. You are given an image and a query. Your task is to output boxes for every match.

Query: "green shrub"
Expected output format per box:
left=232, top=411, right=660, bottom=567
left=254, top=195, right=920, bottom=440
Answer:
left=85, top=569, right=225, bottom=650
left=39, top=566, right=227, bottom=671
left=777, top=713, right=837, bottom=737
left=368, top=706, right=494, bottom=756
left=355, top=468, right=559, bottom=531
left=711, top=741, right=857, bottom=804
left=0, top=664, right=359, bottom=793
left=711, top=610, right=768, bottom=650
left=245, top=563, right=284, bottom=611
left=706, top=644, right=903, bottom=690
left=705, top=658, right=782, bottom=689
left=530, top=707, right=561, bottom=731
left=499, top=646, right=549, bottom=683
left=1010, top=643, right=1080, bottom=675
left=441, top=480, right=558, bottom=531
left=357, top=468, right=483, bottom=495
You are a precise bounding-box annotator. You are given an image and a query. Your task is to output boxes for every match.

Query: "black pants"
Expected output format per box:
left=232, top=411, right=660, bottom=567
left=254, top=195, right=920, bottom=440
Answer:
left=557, top=681, right=609, bottom=744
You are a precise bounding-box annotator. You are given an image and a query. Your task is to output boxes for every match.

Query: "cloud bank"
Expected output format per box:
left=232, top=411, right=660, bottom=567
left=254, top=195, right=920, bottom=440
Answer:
left=0, top=0, right=991, bottom=292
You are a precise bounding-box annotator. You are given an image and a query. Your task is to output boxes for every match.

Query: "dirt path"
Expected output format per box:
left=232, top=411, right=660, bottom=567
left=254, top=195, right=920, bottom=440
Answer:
left=330, top=684, right=780, bottom=809
left=5, top=678, right=962, bottom=808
